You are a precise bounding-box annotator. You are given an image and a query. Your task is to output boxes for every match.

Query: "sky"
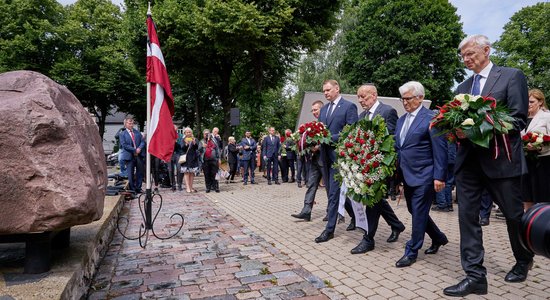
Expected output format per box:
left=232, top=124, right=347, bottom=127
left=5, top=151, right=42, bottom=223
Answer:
left=57, top=0, right=547, bottom=43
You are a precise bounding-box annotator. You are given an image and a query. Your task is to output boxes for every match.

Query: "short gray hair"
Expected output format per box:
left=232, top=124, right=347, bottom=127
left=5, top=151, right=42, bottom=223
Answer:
left=458, top=34, right=491, bottom=50
left=399, top=81, right=425, bottom=97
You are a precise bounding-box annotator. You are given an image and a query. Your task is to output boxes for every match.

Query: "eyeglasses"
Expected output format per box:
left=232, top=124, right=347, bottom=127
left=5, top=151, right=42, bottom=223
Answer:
left=400, top=96, right=418, bottom=102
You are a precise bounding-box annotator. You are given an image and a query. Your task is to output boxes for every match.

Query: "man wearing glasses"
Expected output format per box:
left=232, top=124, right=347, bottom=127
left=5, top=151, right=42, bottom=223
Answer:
left=394, top=81, right=449, bottom=268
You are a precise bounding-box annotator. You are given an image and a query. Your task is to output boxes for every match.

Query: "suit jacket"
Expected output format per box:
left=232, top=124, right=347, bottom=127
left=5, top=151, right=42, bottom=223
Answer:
left=455, top=65, right=528, bottom=178
left=119, top=128, right=145, bottom=161
left=282, top=138, right=297, bottom=160
left=318, top=98, right=359, bottom=144
left=395, top=106, right=447, bottom=187
left=359, top=102, right=398, bottom=135
left=239, top=137, right=257, bottom=160
left=262, top=135, right=281, bottom=158
left=522, top=109, right=550, bottom=157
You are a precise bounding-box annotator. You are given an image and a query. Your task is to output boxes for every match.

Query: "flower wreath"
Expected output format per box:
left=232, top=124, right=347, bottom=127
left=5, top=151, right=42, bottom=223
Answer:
left=334, top=115, right=397, bottom=207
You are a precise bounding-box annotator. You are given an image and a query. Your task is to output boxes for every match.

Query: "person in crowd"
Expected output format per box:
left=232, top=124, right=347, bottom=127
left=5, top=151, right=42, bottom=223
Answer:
left=291, top=101, right=326, bottom=221
left=262, top=127, right=281, bottom=185
left=350, top=84, right=406, bottom=254
left=280, top=129, right=296, bottom=183
left=227, top=136, right=239, bottom=183
left=394, top=81, right=448, bottom=268
left=114, top=126, right=128, bottom=178
left=432, top=141, right=457, bottom=212
left=119, top=116, right=145, bottom=194
left=444, top=34, right=534, bottom=297
left=314, top=79, right=358, bottom=243
left=180, top=127, right=200, bottom=193
left=170, top=125, right=183, bottom=191
left=240, top=130, right=258, bottom=185
left=201, top=129, right=221, bottom=193
left=295, top=148, right=308, bottom=188
left=151, top=155, right=161, bottom=193
left=521, top=88, right=550, bottom=210
left=212, top=127, right=224, bottom=149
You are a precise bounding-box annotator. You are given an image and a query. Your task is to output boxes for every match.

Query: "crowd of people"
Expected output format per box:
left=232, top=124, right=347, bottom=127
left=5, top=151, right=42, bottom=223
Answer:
left=114, top=34, right=547, bottom=297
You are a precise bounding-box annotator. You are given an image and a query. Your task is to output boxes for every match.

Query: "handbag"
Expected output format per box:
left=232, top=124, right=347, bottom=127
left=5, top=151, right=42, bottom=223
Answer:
left=178, top=143, right=191, bottom=164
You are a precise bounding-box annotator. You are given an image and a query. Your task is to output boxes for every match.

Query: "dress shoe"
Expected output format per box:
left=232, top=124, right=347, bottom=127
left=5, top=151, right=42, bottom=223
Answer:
left=297, top=182, right=302, bottom=188
left=504, top=261, right=533, bottom=282
left=275, top=181, right=281, bottom=185
left=443, top=277, right=488, bottom=297
left=314, top=230, right=334, bottom=243
left=350, top=238, right=374, bottom=254
left=291, top=212, right=311, bottom=221
left=431, top=206, right=451, bottom=212
left=322, top=215, right=328, bottom=222
left=206, top=189, right=211, bottom=193
left=425, top=239, right=448, bottom=255
left=268, top=180, right=272, bottom=185
left=346, top=220, right=356, bottom=231
left=395, top=255, right=416, bottom=268
left=290, top=178, right=295, bottom=183
left=243, top=182, right=248, bottom=185
left=479, top=217, right=490, bottom=226
left=338, top=215, right=345, bottom=224
left=387, top=227, right=404, bottom=243
left=250, top=181, right=256, bottom=184
left=215, top=189, right=220, bottom=193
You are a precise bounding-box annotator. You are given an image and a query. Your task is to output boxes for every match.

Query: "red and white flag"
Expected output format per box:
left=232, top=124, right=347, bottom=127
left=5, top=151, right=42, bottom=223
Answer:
left=146, top=13, right=176, bottom=161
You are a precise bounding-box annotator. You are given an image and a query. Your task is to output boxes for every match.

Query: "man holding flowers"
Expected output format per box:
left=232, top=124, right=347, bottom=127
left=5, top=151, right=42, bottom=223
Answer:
left=443, top=34, right=534, bottom=297
left=394, top=81, right=449, bottom=268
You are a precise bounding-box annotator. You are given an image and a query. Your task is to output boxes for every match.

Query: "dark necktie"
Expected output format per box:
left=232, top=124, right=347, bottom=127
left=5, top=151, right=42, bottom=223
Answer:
left=471, top=74, right=481, bottom=96
left=366, top=111, right=372, bottom=120
left=327, top=102, right=335, bottom=119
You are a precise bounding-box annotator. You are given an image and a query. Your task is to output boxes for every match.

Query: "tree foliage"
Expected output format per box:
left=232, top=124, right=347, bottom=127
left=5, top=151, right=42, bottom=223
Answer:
left=493, top=2, right=550, bottom=96
left=340, top=0, right=465, bottom=104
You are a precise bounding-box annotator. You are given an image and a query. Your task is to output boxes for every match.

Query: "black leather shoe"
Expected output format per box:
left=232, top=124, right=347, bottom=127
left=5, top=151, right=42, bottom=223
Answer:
left=243, top=182, right=248, bottom=185
left=206, top=189, right=211, bottom=193
left=479, top=217, right=490, bottom=226
left=215, top=189, right=220, bottom=193
left=346, top=221, right=356, bottom=231
left=443, top=277, right=488, bottom=297
left=505, top=261, right=533, bottom=283
left=350, top=239, right=374, bottom=254
left=387, top=227, right=404, bottom=243
left=291, top=212, right=311, bottom=221
left=250, top=181, right=256, bottom=184
left=314, top=230, right=334, bottom=243
left=322, top=215, right=328, bottom=222
left=298, top=182, right=302, bottom=188
left=338, top=215, right=345, bottom=224
left=268, top=181, right=272, bottom=185
left=395, top=256, right=416, bottom=268
left=275, top=181, right=281, bottom=185
left=425, top=240, right=448, bottom=255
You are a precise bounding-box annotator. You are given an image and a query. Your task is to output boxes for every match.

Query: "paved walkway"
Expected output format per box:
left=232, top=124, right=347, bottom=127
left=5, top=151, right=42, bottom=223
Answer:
left=90, top=175, right=549, bottom=299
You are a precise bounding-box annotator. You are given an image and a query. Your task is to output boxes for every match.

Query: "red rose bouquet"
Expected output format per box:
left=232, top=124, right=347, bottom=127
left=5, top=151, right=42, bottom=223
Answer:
left=334, top=116, right=397, bottom=207
left=291, top=121, right=332, bottom=155
left=522, top=131, right=550, bottom=159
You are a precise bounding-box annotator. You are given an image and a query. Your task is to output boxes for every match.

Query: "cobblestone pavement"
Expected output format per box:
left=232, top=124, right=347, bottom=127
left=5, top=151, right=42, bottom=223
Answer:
left=90, top=175, right=549, bottom=299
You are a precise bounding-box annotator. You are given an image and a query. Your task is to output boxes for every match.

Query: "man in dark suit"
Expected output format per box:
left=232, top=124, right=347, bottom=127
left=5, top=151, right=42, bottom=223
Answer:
left=280, top=129, right=296, bottom=183
left=350, top=84, right=406, bottom=254
left=119, top=116, right=145, bottom=194
left=262, top=127, right=281, bottom=185
left=444, top=34, right=534, bottom=297
left=314, top=79, right=358, bottom=243
left=394, top=81, right=449, bottom=268
left=240, top=130, right=257, bottom=185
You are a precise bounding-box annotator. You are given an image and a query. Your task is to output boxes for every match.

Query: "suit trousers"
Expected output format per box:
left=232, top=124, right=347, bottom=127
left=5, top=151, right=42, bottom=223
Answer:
left=266, top=156, right=279, bottom=181
left=203, top=159, right=218, bottom=190
left=322, top=147, right=340, bottom=233
left=280, top=156, right=289, bottom=181
left=125, top=156, right=144, bottom=192
left=169, top=154, right=182, bottom=188
left=242, top=159, right=255, bottom=183
left=302, top=155, right=323, bottom=214
left=456, top=157, right=533, bottom=280
left=296, top=155, right=308, bottom=184
left=364, top=199, right=406, bottom=241
left=403, top=182, right=447, bottom=258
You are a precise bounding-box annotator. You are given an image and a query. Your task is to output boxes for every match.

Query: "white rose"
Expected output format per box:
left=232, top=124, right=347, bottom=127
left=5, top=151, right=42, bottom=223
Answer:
left=469, top=95, right=482, bottom=103
left=536, top=136, right=543, bottom=144
left=460, top=101, right=469, bottom=110
left=351, top=164, right=359, bottom=172
left=355, top=173, right=364, bottom=181
left=354, top=187, right=361, bottom=194
left=455, top=94, right=466, bottom=102
left=461, top=118, right=475, bottom=126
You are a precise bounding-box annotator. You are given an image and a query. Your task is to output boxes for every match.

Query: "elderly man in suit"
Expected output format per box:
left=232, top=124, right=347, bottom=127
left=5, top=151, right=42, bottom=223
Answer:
left=120, top=116, right=145, bottom=194
left=443, top=35, right=534, bottom=297
left=262, top=127, right=281, bottom=185
left=394, top=81, right=448, bottom=268
left=240, top=130, right=258, bottom=185
left=350, top=84, right=406, bottom=254
left=314, top=79, right=358, bottom=243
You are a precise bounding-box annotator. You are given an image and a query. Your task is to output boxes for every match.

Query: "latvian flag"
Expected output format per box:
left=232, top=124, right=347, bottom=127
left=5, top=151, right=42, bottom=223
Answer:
left=146, top=12, right=177, bottom=162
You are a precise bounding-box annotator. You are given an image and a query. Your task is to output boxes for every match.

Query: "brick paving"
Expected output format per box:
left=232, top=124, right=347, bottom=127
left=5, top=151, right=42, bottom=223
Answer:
left=90, top=174, right=550, bottom=299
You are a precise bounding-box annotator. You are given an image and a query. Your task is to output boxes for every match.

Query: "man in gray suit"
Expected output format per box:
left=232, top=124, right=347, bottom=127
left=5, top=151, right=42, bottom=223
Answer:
left=350, top=84, right=406, bottom=254
left=444, top=35, right=534, bottom=297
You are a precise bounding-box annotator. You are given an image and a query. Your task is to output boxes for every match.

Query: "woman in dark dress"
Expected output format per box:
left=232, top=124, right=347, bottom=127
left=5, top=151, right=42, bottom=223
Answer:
left=180, top=127, right=200, bottom=193
left=227, top=136, right=239, bottom=182
left=521, top=89, right=550, bottom=210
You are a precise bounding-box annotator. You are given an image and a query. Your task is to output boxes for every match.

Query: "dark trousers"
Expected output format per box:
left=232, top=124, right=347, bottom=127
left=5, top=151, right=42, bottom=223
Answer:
left=285, top=158, right=296, bottom=181
left=125, top=156, right=144, bottom=192
left=403, top=182, right=447, bottom=258
left=363, top=199, right=406, bottom=243
left=479, top=190, right=493, bottom=219
left=169, top=154, right=181, bottom=189
left=229, top=161, right=238, bottom=180
left=296, top=155, right=308, bottom=184
left=322, top=146, right=340, bottom=233
left=203, top=159, right=218, bottom=190
left=301, top=155, right=323, bottom=214
left=152, top=156, right=161, bottom=187
left=266, top=156, right=279, bottom=181
left=456, top=158, right=533, bottom=280
left=242, top=159, right=255, bottom=183
left=280, top=157, right=289, bottom=181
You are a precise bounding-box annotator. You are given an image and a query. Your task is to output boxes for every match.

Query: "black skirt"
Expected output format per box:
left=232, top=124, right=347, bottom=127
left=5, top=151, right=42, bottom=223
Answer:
left=522, top=155, right=550, bottom=203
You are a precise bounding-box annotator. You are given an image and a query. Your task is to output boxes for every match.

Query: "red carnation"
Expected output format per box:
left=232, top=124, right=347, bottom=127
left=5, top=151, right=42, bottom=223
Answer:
left=372, top=161, right=380, bottom=168
left=370, top=139, right=376, bottom=146
left=543, top=135, right=550, bottom=142
left=366, top=153, right=372, bottom=159
left=340, top=151, right=346, bottom=157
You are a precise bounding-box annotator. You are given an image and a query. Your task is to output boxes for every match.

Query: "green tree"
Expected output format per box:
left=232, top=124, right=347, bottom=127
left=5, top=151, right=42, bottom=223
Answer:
left=493, top=2, right=550, bottom=96
left=51, top=0, right=142, bottom=138
left=340, top=0, right=465, bottom=104
left=124, top=0, right=342, bottom=141
left=0, top=0, right=65, bottom=74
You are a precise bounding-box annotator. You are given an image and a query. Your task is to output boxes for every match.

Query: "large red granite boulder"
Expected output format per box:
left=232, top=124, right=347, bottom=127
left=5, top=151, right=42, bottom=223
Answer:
left=0, top=71, right=106, bottom=234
